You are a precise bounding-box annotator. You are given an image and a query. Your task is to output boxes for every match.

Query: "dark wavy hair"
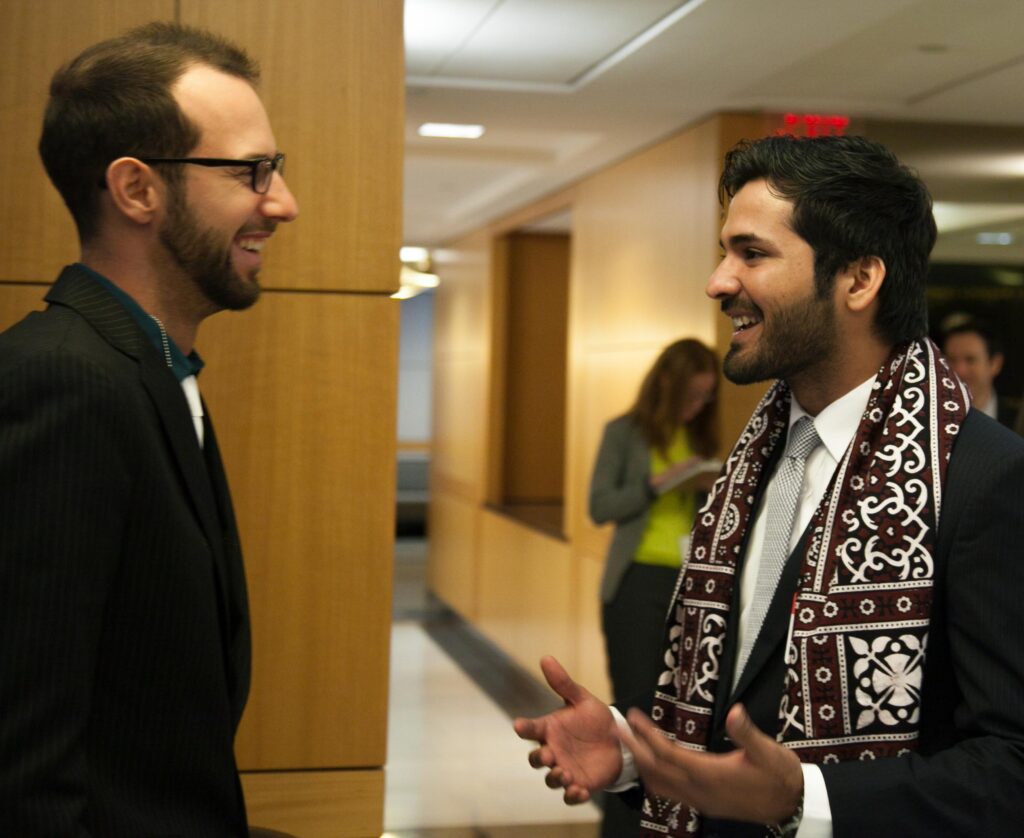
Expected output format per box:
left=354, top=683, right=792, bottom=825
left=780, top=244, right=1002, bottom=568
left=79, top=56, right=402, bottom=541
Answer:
left=628, top=338, right=719, bottom=458
left=719, top=134, right=936, bottom=345
left=39, top=22, right=259, bottom=242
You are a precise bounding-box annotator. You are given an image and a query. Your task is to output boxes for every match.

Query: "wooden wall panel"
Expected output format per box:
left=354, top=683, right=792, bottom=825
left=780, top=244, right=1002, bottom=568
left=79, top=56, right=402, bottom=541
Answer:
left=198, top=292, right=398, bottom=770
left=568, top=124, right=720, bottom=351
left=0, top=284, right=48, bottom=331
left=565, top=118, right=724, bottom=551
left=0, top=0, right=172, bottom=282
left=477, top=509, right=576, bottom=675
left=569, top=352, right=651, bottom=562
left=503, top=233, right=569, bottom=505
left=573, top=550, right=612, bottom=704
left=431, top=230, right=494, bottom=499
left=426, top=492, right=479, bottom=621
left=241, top=769, right=383, bottom=838
left=181, top=0, right=404, bottom=294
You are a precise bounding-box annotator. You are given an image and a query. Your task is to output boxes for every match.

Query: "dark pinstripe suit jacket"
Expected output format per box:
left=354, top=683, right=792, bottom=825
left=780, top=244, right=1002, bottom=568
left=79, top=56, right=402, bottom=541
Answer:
left=0, top=265, right=251, bottom=836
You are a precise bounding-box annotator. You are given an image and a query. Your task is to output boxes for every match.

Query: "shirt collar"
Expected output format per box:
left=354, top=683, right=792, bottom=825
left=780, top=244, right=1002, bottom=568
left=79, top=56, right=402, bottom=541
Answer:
left=788, top=375, right=876, bottom=462
left=981, top=392, right=999, bottom=420
left=75, top=263, right=204, bottom=382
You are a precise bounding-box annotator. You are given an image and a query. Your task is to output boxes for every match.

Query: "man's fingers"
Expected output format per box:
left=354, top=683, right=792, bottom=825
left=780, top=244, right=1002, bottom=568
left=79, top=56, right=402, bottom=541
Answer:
left=564, top=784, right=591, bottom=805
left=513, top=716, right=543, bottom=742
left=545, top=765, right=573, bottom=789
left=539, top=655, right=585, bottom=705
left=625, top=708, right=682, bottom=764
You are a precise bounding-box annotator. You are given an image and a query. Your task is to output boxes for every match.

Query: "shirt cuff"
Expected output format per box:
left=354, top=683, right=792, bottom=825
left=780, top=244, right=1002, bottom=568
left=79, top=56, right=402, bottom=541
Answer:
left=606, top=705, right=640, bottom=792
left=795, top=764, right=832, bottom=838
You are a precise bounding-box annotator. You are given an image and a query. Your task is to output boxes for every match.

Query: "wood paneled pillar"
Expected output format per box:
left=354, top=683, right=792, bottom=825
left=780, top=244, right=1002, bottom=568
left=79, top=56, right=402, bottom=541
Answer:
left=0, top=3, right=404, bottom=835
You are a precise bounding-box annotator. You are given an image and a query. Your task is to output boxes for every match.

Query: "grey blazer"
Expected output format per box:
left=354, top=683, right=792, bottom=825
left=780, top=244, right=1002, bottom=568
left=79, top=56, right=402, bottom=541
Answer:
left=589, top=415, right=656, bottom=603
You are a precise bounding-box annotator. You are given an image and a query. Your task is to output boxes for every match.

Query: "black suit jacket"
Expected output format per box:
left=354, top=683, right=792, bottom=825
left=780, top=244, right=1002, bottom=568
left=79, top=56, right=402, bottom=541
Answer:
left=0, top=266, right=251, bottom=836
left=623, top=409, right=1024, bottom=837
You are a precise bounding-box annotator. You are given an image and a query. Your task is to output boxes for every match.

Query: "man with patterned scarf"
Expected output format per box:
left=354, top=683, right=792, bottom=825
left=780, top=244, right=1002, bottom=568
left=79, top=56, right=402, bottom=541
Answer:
left=515, top=134, right=1024, bottom=836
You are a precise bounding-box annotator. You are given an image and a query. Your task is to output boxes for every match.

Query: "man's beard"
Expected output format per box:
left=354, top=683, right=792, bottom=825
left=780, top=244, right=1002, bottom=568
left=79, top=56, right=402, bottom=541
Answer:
left=159, top=184, right=261, bottom=312
left=723, top=288, right=836, bottom=385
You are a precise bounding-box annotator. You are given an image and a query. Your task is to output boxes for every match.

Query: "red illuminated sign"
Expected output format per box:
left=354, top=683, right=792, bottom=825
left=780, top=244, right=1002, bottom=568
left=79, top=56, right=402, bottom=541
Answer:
left=777, top=113, right=850, bottom=137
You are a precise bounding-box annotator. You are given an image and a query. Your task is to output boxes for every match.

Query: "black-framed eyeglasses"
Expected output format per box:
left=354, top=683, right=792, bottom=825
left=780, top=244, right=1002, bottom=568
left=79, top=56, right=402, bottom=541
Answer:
left=137, top=153, right=286, bottom=194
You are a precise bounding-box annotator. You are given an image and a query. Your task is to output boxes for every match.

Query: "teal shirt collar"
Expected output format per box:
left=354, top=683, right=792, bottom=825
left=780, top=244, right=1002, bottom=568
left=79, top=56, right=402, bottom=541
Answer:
left=76, top=263, right=204, bottom=382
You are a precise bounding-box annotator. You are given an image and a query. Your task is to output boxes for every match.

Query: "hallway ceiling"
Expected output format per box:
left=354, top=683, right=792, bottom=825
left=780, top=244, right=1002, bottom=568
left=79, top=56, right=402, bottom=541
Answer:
left=403, top=0, right=1024, bottom=265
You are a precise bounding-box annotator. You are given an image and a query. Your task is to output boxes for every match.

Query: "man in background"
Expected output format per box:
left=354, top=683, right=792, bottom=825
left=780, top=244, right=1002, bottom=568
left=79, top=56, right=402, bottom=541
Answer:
left=0, top=22, right=297, bottom=835
left=515, top=135, right=1024, bottom=836
left=942, top=318, right=1018, bottom=429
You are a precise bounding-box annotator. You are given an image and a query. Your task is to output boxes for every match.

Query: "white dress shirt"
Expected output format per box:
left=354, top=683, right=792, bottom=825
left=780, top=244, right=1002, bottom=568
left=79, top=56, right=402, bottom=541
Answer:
left=611, top=376, right=877, bottom=838
left=180, top=375, right=205, bottom=448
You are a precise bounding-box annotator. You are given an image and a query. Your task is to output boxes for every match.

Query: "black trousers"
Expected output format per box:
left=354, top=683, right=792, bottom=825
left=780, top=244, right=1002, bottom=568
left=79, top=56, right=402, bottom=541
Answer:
left=601, top=562, right=680, bottom=837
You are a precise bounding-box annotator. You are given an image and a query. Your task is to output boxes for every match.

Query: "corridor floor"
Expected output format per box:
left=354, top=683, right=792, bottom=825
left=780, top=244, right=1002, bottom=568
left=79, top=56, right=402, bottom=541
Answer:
left=383, top=538, right=601, bottom=838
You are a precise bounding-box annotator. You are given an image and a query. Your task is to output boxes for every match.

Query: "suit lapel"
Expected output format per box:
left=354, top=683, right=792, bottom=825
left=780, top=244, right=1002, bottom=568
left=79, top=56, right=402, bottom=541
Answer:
left=201, top=406, right=251, bottom=723
left=46, top=267, right=234, bottom=645
left=728, top=528, right=810, bottom=703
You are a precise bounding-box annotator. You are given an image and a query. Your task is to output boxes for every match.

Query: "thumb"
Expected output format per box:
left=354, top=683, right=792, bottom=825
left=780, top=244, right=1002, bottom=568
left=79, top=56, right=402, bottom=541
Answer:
left=540, top=655, right=586, bottom=706
left=724, top=704, right=775, bottom=763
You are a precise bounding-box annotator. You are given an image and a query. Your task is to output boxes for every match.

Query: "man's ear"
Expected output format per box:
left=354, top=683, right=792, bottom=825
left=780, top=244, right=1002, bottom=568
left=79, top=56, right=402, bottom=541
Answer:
left=103, top=158, right=163, bottom=226
left=991, top=351, right=1005, bottom=378
left=841, top=255, right=886, bottom=314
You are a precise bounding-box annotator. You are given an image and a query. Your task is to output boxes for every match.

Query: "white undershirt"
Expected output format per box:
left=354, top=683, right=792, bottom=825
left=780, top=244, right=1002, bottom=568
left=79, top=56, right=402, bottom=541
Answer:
left=180, top=375, right=205, bottom=448
left=611, top=376, right=877, bottom=837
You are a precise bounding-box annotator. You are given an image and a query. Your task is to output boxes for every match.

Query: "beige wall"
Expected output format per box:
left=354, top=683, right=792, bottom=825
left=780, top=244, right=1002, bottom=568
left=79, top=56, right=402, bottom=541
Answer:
left=0, top=3, right=403, bottom=835
left=428, top=113, right=775, bottom=701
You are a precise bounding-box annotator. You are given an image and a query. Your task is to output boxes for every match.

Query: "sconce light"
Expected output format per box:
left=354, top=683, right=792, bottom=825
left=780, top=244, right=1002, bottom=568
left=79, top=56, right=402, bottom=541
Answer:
left=393, top=246, right=440, bottom=299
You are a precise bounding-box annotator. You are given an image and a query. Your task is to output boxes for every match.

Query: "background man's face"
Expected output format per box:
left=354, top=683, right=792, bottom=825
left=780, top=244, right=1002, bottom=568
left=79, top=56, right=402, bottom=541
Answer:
left=944, top=330, right=1003, bottom=408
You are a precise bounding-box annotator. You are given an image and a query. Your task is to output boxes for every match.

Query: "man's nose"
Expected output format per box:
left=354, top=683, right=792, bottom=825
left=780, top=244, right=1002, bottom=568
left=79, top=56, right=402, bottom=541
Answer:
left=706, top=260, right=739, bottom=300
left=261, top=172, right=299, bottom=222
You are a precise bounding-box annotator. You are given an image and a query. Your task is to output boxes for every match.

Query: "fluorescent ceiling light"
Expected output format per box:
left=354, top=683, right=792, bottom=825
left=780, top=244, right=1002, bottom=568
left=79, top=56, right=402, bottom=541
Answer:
left=418, top=122, right=485, bottom=139
left=976, top=232, right=1014, bottom=245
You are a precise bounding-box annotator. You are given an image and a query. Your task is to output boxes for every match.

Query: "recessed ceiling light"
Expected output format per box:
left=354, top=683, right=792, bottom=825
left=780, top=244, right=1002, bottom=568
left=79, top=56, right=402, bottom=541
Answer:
left=976, top=231, right=1014, bottom=245
left=418, top=122, right=485, bottom=139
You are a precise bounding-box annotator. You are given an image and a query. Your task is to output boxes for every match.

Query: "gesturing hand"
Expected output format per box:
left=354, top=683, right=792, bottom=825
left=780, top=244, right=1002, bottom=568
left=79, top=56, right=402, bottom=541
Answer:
left=513, top=656, right=623, bottom=804
left=622, top=703, right=803, bottom=824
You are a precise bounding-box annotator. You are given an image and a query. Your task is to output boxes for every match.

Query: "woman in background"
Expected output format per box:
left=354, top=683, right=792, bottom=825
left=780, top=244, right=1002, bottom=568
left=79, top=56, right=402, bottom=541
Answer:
left=590, top=337, right=719, bottom=705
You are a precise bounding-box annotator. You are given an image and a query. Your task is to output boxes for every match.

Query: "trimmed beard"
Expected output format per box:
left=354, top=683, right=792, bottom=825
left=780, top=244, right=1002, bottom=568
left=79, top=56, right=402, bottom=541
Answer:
left=723, top=286, right=836, bottom=385
left=159, top=181, right=261, bottom=312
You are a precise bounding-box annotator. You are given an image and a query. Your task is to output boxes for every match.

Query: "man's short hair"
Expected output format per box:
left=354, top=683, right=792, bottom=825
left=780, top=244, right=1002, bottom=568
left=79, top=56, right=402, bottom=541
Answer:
left=38, top=22, right=259, bottom=242
left=943, top=318, right=1004, bottom=360
left=719, top=134, right=936, bottom=345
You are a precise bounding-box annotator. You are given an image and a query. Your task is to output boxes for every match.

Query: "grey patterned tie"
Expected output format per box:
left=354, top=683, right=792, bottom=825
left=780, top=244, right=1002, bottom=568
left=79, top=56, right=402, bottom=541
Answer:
left=735, top=416, right=821, bottom=682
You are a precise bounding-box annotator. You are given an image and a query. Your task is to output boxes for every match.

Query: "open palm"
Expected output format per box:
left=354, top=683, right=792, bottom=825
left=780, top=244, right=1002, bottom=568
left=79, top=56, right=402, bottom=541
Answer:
left=513, top=656, right=623, bottom=803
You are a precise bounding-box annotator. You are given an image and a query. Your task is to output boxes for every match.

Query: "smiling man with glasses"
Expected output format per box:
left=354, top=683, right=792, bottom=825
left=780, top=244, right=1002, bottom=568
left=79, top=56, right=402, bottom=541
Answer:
left=0, top=22, right=297, bottom=836
left=139, top=153, right=287, bottom=194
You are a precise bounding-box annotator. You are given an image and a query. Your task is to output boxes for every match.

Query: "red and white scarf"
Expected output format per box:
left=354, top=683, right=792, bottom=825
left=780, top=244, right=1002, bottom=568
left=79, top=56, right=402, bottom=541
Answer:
left=641, top=340, right=969, bottom=835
